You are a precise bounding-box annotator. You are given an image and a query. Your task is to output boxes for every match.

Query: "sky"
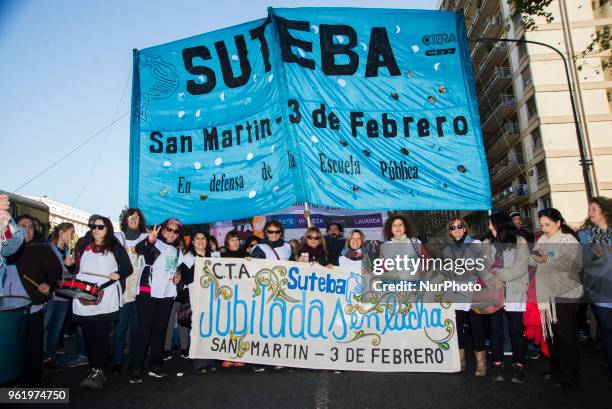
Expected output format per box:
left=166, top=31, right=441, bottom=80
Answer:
left=0, top=0, right=436, bottom=221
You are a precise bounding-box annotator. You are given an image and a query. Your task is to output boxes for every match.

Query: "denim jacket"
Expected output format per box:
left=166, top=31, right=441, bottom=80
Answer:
left=1, top=219, right=25, bottom=295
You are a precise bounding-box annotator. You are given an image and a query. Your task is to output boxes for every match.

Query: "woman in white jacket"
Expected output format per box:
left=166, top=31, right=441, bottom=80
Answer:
left=73, top=216, right=132, bottom=389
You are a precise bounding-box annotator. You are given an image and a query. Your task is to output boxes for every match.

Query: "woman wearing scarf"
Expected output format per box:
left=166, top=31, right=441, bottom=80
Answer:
left=339, top=229, right=366, bottom=269
left=480, top=212, right=529, bottom=384
left=130, top=218, right=183, bottom=384
left=442, top=217, right=486, bottom=376
left=578, top=196, right=612, bottom=389
left=112, top=208, right=148, bottom=374
left=531, top=208, right=584, bottom=389
left=219, top=231, right=247, bottom=368
left=250, top=220, right=292, bottom=372
left=296, top=227, right=332, bottom=267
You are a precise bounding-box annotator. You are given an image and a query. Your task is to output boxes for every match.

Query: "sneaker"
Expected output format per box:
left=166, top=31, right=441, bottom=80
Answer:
left=129, top=372, right=143, bottom=384
left=221, top=361, right=234, bottom=368
left=65, top=355, right=88, bottom=368
left=181, top=350, right=189, bottom=359
left=253, top=366, right=266, bottom=373
left=112, top=364, right=123, bottom=375
left=492, top=364, right=505, bottom=382
left=511, top=364, right=526, bottom=384
left=541, top=371, right=553, bottom=380
left=193, top=366, right=208, bottom=374
left=80, top=369, right=104, bottom=389
left=526, top=351, right=540, bottom=360
left=163, top=351, right=173, bottom=361
left=42, top=357, right=58, bottom=369
left=148, top=368, right=167, bottom=378
left=55, top=348, right=67, bottom=356
left=273, top=366, right=285, bottom=370
left=206, top=365, right=217, bottom=373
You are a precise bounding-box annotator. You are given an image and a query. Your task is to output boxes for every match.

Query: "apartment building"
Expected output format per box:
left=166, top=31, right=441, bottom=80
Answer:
left=438, top=0, right=612, bottom=229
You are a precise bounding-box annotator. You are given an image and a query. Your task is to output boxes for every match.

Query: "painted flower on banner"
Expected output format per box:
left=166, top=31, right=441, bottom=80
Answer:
left=248, top=190, right=257, bottom=199
left=163, top=160, right=172, bottom=168
left=193, top=161, right=202, bottom=170
left=215, top=157, right=223, bottom=166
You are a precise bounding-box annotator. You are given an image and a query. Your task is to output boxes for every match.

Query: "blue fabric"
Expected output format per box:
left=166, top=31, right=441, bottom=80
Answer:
left=43, top=299, right=69, bottom=359
left=1, top=220, right=25, bottom=296
left=129, top=8, right=490, bottom=224
left=112, top=301, right=139, bottom=366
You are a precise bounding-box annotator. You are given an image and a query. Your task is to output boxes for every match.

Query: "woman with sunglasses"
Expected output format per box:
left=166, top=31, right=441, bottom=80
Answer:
left=130, top=218, right=183, bottom=384
left=250, top=220, right=292, bottom=261
left=72, top=217, right=132, bottom=389
left=442, top=217, right=487, bottom=376
left=243, top=235, right=261, bottom=255
left=296, top=227, right=332, bottom=267
left=250, top=220, right=292, bottom=372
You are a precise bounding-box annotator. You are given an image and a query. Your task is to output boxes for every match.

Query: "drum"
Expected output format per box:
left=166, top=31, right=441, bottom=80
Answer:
left=0, top=296, right=31, bottom=383
left=55, top=278, right=102, bottom=302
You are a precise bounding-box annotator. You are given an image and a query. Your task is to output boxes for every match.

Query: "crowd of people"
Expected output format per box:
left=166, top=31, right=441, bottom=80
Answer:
left=0, top=194, right=610, bottom=392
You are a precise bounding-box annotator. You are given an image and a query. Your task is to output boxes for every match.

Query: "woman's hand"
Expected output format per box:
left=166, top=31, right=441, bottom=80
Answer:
left=532, top=253, right=547, bottom=264
left=38, top=283, right=50, bottom=295
left=109, top=273, right=120, bottom=281
left=64, top=255, right=75, bottom=267
left=147, top=224, right=161, bottom=243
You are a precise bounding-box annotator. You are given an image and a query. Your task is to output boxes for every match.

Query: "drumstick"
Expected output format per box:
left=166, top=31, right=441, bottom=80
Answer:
left=23, top=274, right=50, bottom=295
left=81, top=271, right=112, bottom=279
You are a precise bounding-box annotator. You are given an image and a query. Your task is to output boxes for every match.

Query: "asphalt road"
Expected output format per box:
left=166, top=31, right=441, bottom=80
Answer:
left=22, top=342, right=612, bottom=409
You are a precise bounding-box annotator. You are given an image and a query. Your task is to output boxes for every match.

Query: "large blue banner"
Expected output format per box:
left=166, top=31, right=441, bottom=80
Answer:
left=130, top=8, right=490, bottom=224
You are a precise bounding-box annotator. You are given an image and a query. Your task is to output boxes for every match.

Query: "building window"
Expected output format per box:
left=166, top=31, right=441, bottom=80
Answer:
left=526, top=95, right=538, bottom=120
left=521, top=66, right=533, bottom=89
left=531, top=127, right=543, bottom=152
left=512, top=11, right=522, bottom=31
left=540, top=194, right=552, bottom=209
left=517, top=36, right=528, bottom=61
left=536, top=160, right=548, bottom=187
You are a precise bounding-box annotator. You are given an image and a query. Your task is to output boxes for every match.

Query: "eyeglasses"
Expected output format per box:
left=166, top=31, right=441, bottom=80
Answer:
left=92, top=224, right=106, bottom=230
left=165, top=227, right=180, bottom=234
left=307, top=235, right=321, bottom=241
left=449, top=224, right=464, bottom=231
left=266, top=230, right=281, bottom=235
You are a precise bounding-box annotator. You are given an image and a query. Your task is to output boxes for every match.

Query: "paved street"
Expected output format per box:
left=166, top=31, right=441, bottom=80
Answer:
left=30, top=342, right=611, bottom=409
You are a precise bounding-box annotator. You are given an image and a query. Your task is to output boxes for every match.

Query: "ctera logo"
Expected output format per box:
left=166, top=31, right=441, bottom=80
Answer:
left=425, top=48, right=456, bottom=56
left=422, top=33, right=457, bottom=46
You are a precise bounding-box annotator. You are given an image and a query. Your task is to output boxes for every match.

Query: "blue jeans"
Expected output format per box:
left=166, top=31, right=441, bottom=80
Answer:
left=592, top=304, right=612, bottom=378
left=43, top=299, right=69, bottom=359
left=112, top=302, right=138, bottom=366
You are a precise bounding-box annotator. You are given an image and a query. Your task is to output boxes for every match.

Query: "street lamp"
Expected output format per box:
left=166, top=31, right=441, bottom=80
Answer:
left=471, top=36, right=594, bottom=201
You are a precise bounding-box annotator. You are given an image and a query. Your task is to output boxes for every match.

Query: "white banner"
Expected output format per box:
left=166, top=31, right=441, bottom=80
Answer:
left=189, top=257, right=460, bottom=372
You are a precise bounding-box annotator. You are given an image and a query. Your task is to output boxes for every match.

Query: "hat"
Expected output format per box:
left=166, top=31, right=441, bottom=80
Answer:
left=509, top=211, right=521, bottom=219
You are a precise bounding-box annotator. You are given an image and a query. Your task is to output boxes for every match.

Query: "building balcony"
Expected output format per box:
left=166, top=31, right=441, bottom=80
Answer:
left=486, top=121, right=520, bottom=158
left=475, top=42, right=509, bottom=81
left=490, top=152, right=525, bottom=186
left=471, top=15, right=503, bottom=59
left=494, top=183, right=529, bottom=208
left=536, top=175, right=549, bottom=190
left=481, top=94, right=516, bottom=132
left=478, top=66, right=512, bottom=106
left=467, top=0, right=496, bottom=38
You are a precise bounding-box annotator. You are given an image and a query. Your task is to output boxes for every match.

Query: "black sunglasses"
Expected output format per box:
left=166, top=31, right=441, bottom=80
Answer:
left=449, top=224, right=464, bottom=231
left=92, top=224, right=106, bottom=231
left=307, top=235, right=321, bottom=240
left=165, top=227, right=180, bottom=234
left=266, top=230, right=281, bottom=234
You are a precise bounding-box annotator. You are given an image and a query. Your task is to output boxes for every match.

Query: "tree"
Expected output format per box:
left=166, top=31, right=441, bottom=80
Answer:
left=508, top=0, right=611, bottom=76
